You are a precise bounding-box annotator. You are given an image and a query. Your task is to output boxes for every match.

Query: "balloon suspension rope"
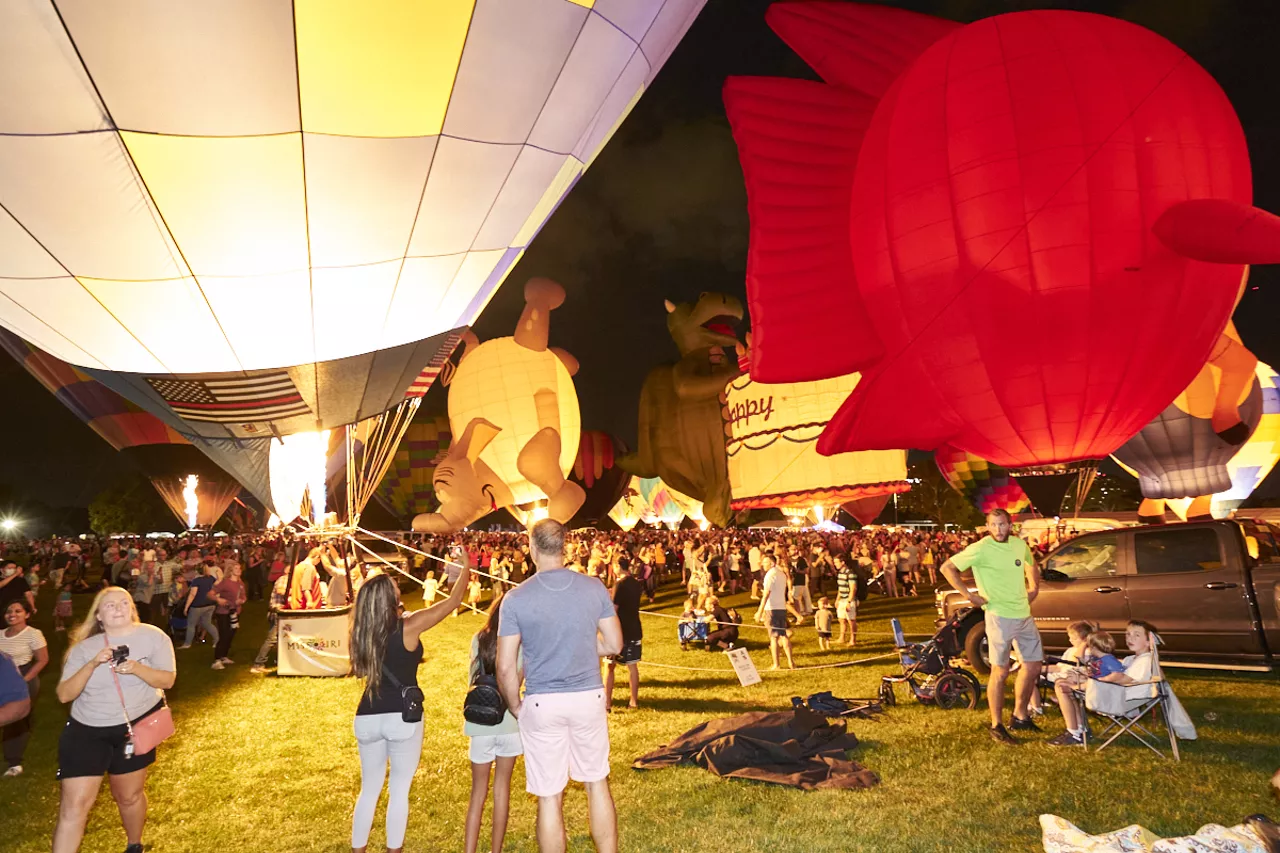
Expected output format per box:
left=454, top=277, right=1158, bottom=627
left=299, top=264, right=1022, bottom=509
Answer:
left=345, top=535, right=486, bottom=616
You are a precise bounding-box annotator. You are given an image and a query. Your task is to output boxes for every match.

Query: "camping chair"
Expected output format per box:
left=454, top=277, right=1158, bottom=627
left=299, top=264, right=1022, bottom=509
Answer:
left=1079, top=637, right=1181, bottom=761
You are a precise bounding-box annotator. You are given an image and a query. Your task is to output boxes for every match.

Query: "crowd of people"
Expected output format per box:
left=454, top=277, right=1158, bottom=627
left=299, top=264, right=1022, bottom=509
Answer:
left=1, top=521, right=992, bottom=852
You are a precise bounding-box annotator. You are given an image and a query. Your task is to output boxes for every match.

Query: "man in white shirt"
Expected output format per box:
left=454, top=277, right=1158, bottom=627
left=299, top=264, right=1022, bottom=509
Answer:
left=752, top=554, right=803, bottom=670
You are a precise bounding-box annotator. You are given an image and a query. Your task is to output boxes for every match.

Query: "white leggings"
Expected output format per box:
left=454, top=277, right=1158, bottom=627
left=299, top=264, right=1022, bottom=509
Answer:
left=352, top=713, right=424, bottom=849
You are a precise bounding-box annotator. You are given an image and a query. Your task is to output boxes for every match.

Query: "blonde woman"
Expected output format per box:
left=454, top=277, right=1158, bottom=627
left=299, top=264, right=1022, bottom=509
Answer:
left=348, top=555, right=471, bottom=853
left=53, top=586, right=175, bottom=853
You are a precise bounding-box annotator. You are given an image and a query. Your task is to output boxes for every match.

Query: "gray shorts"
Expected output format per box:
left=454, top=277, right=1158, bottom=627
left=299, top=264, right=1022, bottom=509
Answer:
left=985, top=611, right=1043, bottom=667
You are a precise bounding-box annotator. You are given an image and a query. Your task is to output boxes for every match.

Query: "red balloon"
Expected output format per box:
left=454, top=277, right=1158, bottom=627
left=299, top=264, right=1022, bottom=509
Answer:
left=725, top=3, right=1280, bottom=468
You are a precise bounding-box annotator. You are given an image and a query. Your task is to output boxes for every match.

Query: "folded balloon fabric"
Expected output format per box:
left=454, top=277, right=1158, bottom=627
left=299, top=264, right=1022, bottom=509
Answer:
left=1040, top=814, right=1275, bottom=853
left=632, top=708, right=879, bottom=791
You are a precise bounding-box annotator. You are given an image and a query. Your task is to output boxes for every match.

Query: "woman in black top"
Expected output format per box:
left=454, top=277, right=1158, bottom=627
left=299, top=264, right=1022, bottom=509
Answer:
left=348, top=554, right=470, bottom=853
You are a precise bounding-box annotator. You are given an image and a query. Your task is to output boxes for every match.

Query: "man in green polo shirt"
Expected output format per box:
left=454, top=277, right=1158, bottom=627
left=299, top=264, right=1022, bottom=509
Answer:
left=941, top=508, right=1042, bottom=744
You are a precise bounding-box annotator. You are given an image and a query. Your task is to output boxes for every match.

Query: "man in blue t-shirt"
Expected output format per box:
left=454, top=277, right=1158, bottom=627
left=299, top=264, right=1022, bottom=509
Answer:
left=498, top=520, right=622, bottom=852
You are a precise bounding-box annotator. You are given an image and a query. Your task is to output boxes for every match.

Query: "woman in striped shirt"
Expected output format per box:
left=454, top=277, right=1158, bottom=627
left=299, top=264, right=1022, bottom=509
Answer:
left=1, top=599, right=48, bottom=776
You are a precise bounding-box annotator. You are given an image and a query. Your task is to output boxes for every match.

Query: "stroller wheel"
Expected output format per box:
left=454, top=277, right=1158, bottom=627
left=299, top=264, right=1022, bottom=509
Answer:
left=878, top=679, right=896, bottom=707
left=934, top=672, right=978, bottom=711
left=953, top=668, right=982, bottom=699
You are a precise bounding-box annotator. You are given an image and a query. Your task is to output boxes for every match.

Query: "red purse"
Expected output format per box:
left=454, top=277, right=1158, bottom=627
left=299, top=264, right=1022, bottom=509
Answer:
left=105, top=634, right=175, bottom=755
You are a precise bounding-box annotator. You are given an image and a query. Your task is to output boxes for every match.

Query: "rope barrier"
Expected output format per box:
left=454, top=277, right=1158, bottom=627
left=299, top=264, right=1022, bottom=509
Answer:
left=634, top=607, right=925, bottom=639
left=637, top=650, right=900, bottom=675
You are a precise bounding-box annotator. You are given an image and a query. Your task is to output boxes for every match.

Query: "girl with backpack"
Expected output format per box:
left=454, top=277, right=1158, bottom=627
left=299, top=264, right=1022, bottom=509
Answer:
left=463, top=591, right=521, bottom=853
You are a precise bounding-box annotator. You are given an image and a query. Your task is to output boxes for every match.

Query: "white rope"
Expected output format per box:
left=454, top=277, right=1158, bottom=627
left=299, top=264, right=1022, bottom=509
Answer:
left=637, top=650, right=900, bottom=675
left=634, top=607, right=922, bottom=639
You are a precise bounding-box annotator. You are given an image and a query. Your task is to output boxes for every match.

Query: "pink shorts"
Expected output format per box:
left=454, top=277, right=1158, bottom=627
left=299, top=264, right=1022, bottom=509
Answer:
left=518, top=689, right=610, bottom=796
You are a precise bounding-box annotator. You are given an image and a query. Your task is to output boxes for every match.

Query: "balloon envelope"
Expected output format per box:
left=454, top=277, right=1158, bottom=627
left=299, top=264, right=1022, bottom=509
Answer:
left=725, top=371, right=908, bottom=510
left=935, top=444, right=1032, bottom=516
left=375, top=415, right=453, bottom=523
left=568, top=431, right=630, bottom=528
left=0, top=328, right=242, bottom=526
left=725, top=5, right=1268, bottom=468
left=1113, top=371, right=1263, bottom=499
left=0, top=0, right=707, bottom=375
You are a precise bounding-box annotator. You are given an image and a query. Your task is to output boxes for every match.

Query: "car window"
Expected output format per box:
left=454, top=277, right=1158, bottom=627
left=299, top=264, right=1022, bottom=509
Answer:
left=1134, top=527, right=1222, bottom=575
left=1252, top=523, right=1280, bottom=562
left=1044, top=534, right=1118, bottom=579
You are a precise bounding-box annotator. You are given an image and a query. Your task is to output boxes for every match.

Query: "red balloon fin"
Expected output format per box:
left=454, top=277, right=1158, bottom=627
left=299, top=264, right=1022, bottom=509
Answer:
left=1153, top=199, right=1280, bottom=264
left=724, top=76, right=882, bottom=382
left=766, top=1, right=961, bottom=99
left=818, top=361, right=961, bottom=456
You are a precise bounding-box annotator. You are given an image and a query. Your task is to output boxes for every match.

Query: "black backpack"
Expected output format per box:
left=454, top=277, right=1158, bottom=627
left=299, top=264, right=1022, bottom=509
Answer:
left=464, top=659, right=507, bottom=727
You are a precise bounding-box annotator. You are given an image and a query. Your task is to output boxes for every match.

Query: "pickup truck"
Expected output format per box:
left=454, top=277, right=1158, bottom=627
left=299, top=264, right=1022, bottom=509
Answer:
left=936, top=519, right=1280, bottom=674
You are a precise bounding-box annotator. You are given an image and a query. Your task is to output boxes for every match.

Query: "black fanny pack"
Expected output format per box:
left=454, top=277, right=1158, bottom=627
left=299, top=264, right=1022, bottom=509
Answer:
left=381, top=665, right=424, bottom=724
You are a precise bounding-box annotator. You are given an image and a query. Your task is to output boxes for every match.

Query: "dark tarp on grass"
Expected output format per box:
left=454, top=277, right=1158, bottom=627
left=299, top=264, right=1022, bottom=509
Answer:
left=631, top=708, right=879, bottom=790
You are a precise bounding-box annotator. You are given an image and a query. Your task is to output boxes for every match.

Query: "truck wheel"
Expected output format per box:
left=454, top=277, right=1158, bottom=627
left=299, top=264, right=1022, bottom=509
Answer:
left=964, top=622, right=991, bottom=676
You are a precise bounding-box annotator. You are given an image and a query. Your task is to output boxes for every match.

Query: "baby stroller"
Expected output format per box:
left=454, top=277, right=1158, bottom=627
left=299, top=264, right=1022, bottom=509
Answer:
left=168, top=608, right=189, bottom=643
left=678, top=617, right=709, bottom=650
left=878, top=609, right=983, bottom=710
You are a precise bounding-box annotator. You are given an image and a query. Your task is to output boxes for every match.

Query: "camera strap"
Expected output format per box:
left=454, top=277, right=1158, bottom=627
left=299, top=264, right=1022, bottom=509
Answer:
left=104, top=633, right=168, bottom=740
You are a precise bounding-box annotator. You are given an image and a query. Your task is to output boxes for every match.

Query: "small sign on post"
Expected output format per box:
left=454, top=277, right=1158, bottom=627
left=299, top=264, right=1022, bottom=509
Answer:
left=725, top=647, right=761, bottom=686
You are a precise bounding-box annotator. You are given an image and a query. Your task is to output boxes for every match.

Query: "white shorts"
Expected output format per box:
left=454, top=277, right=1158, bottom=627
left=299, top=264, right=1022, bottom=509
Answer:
left=469, top=731, right=524, bottom=764
left=985, top=612, right=1044, bottom=667
left=836, top=598, right=856, bottom=620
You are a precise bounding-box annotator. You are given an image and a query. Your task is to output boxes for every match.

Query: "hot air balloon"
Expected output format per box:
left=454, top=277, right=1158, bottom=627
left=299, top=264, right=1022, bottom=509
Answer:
left=413, top=280, right=583, bottom=532
left=636, top=477, right=686, bottom=529
left=842, top=495, right=891, bottom=527
left=935, top=444, right=1032, bottom=517
left=0, top=328, right=242, bottom=528
left=1114, top=331, right=1263, bottom=520
left=608, top=479, right=647, bottom=532
left=567, top=431, right=631, bottom=529
left=374, top=415, right=453, bottom=525
left=724, top=369, right=909, bottom=520
left=724, top=3, right=1280, bottom=472
left=0, top=0, right=708, bottom=526
left=1125, top=361, right=1280, bottom=521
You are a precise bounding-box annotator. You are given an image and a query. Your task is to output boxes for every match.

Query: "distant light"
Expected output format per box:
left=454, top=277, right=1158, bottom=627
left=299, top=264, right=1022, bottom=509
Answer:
left=1, top=519, right=16, bottom=531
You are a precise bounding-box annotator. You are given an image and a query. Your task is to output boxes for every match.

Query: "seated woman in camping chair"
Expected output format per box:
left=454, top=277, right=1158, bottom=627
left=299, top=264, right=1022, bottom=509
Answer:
left=1048, top=621, right=1158, bottom=746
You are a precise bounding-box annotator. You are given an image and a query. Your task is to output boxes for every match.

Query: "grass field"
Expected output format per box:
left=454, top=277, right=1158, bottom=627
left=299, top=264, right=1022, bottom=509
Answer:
left=3, top=577, right=1278, bottom=853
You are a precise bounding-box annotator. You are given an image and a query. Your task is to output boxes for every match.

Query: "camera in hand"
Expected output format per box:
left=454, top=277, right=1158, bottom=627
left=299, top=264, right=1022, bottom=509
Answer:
left=111, top=645, right=130, bottom=666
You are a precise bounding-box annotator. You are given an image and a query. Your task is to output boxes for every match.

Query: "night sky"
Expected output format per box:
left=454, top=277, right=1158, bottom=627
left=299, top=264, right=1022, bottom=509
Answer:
left=3, top=0, right=1280, bottom=509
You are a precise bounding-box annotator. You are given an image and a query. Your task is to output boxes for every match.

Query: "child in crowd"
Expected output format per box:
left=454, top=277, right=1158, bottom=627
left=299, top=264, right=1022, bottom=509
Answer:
left=814, top=597, right=834, bottom=650
left=23, top=562, right=41, bottom=596
left=54, top=580, right=73, bottom=632
left=1029, top=619, right=1095, bottom=716
left=466, top=576, right=483, bottom=612
left=1081, top=630, right=1125, bottom=680
left=464, top=593, right=521, bottom=853
left=423, top=571, right=439, bottom=607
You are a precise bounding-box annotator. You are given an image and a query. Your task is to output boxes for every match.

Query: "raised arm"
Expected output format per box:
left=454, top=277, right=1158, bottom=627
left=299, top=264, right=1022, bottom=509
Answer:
left=403, top=552, right=472, bottom=638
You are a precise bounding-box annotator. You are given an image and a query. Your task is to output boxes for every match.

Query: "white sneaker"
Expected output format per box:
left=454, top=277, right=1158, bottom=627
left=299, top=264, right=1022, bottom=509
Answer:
left=3, top=765, right=21, bottom=777
left=250, top=665, right=268, bottom=674
left=211, top=660, right=225, bottom=670
left=220, top=658, right=234, bottom=665
left=178, top=644, right=191, bottom=650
